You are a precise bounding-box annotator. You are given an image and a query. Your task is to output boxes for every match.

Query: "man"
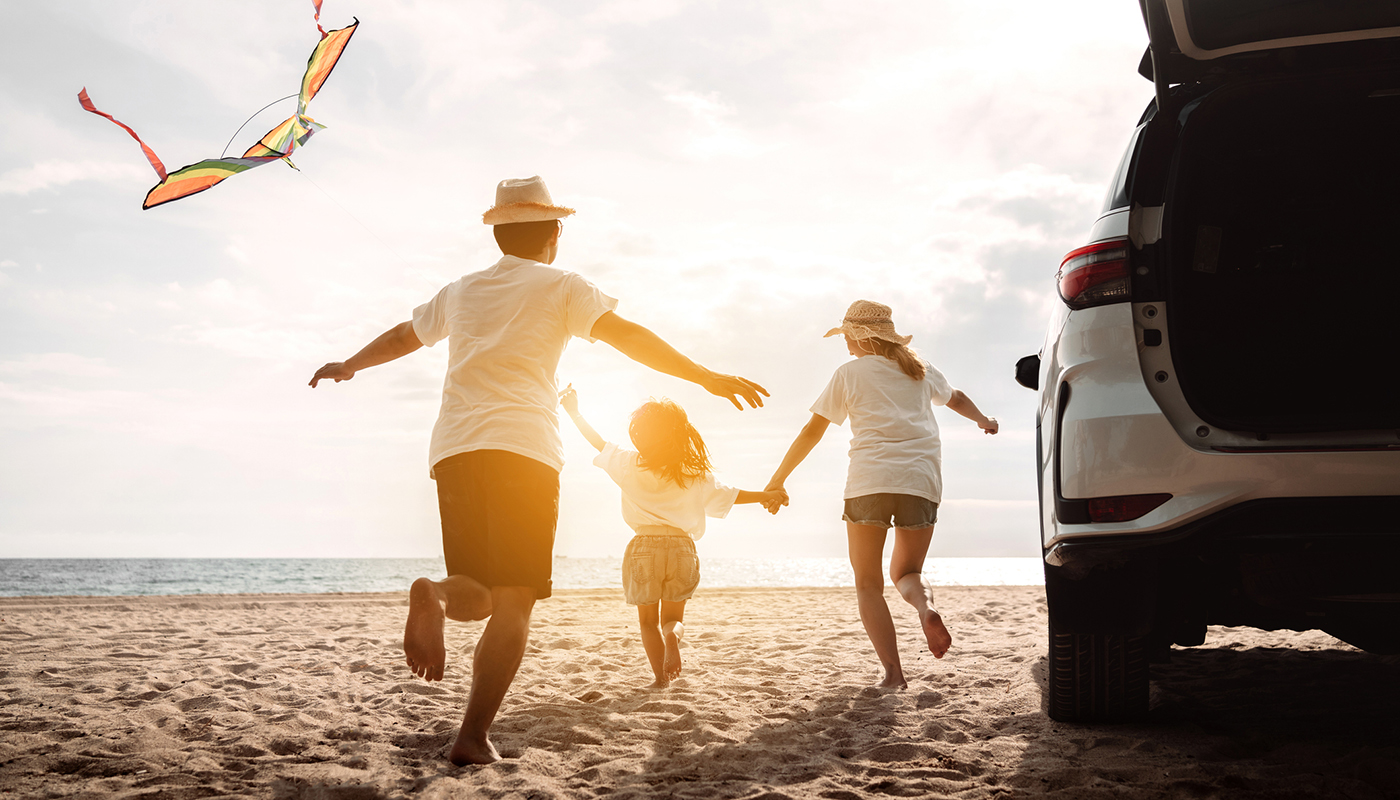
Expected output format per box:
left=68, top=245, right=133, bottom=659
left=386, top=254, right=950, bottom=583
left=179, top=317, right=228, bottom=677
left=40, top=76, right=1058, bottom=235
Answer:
left=309, top=176, right=766, bottom=765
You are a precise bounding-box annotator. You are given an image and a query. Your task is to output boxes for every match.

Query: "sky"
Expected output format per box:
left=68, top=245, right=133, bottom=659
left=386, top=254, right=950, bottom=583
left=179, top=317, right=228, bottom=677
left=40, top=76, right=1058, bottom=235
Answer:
left=0, top=0, right=1150, bottom=561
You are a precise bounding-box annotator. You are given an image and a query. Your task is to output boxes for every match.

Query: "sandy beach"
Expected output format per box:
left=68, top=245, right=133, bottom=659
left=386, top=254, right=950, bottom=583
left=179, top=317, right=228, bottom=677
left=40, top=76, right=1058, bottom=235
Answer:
left=2, top=586, right=1396, bottom=799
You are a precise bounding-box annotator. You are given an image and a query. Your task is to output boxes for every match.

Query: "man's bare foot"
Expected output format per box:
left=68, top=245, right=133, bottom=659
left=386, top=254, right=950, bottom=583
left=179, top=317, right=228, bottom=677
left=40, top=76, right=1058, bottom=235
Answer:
left=448, top=732, right=501, bottom=766
left=405, top=577, right=447, bottom=682
left=662, top=622, right=684, bottom=681
left=922, top=609, right=952, bottom=658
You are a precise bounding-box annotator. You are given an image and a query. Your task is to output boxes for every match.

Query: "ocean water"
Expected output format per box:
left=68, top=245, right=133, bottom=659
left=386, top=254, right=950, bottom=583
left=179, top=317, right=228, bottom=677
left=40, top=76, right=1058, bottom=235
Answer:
left=0, top=557, right=1043, bottom=598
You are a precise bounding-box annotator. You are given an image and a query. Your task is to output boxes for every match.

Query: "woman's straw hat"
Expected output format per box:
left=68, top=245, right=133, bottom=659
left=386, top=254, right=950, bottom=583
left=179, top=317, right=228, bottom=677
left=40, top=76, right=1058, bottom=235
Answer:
left=481, top=176, right=576, bottom=225
left=823, top=300, right=913, bottom=345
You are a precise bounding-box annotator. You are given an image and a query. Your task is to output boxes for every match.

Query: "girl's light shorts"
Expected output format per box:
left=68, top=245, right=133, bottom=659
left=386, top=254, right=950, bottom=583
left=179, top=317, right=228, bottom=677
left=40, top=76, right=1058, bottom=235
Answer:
left=622, top=526, right=700, bottom=605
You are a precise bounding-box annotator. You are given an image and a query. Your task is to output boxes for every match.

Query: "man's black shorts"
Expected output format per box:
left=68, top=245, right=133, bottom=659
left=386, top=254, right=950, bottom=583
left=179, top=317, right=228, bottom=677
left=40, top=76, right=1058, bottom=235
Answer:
left=435, top=449, right=559, bottom=599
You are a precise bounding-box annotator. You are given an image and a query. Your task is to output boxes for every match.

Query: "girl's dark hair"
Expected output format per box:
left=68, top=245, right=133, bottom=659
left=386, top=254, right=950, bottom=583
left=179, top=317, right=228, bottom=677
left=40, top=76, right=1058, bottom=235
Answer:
left=867, top=337, right=927, bottom=380
left=629, top=398, right=713, bottom=487
left=492, top=220, right=559, bottom=257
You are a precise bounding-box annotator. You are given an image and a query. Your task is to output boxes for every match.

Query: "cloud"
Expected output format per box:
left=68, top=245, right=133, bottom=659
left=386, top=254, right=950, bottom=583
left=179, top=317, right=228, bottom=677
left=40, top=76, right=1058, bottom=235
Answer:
left=662, top=87, right=772, bottom=158
left=0, top=353, right=117, bottom=378
left=174, top=323, right=324, bottom=363
left=0, top=160, right=146, bottom=195
left=954, top=164, right=1104, bottom=238
left=0, top=383, right=145, bottom=431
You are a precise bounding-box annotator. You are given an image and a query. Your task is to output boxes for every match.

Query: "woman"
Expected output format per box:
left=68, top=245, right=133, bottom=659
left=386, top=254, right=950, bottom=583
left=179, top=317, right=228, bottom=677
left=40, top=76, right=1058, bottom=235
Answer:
left=765, top=300, right=998, bottom=688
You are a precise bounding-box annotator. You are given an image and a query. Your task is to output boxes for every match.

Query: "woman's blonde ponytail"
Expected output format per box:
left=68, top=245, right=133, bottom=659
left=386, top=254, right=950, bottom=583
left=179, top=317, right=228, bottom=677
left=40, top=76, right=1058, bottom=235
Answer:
left=870, top=338, right=926, bottom=380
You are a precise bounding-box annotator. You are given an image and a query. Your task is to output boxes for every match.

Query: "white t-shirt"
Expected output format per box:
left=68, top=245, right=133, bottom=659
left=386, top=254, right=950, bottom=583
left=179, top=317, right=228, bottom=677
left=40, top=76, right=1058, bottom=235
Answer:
left=810, top=355, right=955, bottom=503
left=412, top=256, right=618, bottom=476
left=593, top=443, right=740, bottom=541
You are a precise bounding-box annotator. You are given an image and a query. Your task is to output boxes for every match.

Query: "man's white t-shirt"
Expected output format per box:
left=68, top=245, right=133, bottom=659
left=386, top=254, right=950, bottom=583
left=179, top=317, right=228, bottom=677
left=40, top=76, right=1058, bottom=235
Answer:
left=810, top=355, right=955, bottom=503
left=412, top=256, right=617, bottom=477
left=593, top=443, right=739, bottom=541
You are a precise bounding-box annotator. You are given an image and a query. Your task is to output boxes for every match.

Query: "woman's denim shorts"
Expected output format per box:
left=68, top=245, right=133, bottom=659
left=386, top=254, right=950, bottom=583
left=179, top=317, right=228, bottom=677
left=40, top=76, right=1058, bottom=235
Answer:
left=842, top=493, right=938, bottom=530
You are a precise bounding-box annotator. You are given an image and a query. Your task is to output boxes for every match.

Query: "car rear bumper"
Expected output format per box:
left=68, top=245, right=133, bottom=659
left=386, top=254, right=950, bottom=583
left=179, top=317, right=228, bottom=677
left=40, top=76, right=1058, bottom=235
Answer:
left=1048, top=495, right=1400, bottom=569
left=1045, top=495, right=1400, bottom=652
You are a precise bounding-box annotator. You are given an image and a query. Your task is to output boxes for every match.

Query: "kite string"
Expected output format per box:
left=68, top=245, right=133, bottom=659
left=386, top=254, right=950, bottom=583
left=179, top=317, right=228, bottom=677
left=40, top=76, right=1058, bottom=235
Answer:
left=220, top=94, right=299, bottom=158
left=297, top=170, right=417, bottom=275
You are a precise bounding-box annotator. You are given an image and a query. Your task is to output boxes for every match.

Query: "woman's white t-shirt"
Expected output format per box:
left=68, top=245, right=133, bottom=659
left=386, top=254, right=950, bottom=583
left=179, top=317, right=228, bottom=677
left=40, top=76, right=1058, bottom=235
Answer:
left=810, top=355, right=954, bottom=503
left=593, top=443, right=739, bottom=541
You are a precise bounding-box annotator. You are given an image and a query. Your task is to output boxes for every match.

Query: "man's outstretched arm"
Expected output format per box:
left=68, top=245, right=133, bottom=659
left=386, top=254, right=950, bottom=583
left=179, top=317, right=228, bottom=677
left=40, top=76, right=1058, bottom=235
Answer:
left=589, top=311, right=768, bottom=409
left=309, top=320, right=423, bottom=388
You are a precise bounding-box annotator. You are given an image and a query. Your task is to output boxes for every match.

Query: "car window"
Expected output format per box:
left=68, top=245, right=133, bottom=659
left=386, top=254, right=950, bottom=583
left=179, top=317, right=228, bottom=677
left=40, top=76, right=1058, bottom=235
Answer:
left=1101, top=123, right=1146, bottom=213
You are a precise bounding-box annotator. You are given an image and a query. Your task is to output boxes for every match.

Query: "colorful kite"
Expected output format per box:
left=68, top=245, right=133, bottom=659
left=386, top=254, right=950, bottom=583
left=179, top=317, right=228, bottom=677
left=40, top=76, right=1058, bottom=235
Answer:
left=79, top=2, right=357, bottom=210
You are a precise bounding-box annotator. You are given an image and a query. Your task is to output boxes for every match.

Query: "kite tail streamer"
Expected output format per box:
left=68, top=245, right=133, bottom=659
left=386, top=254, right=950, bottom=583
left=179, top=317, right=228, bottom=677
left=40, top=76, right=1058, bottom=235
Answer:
left=77, top=88, right=168, bottom=181
left=313, top=0, right=327, bottom=38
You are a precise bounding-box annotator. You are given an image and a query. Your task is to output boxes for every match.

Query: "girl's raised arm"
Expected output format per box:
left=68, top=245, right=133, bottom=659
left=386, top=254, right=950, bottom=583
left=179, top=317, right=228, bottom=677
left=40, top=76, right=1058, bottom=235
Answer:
left=559, top=384, right=607, bottom=452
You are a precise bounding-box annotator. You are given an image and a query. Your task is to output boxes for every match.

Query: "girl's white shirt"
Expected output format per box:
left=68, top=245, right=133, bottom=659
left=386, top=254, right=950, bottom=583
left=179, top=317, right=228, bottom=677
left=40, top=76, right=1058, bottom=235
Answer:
left=810, top=355, right=954, bottom=503
left=593, top=443, right=739, bottom=541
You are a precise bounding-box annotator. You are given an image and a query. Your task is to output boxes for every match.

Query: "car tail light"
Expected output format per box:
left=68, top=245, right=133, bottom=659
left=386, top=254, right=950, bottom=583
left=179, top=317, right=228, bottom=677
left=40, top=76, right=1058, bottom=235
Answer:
left=1057, top=238, right=1130, bottom=309
left=1087, top=493, right=1170, bottom=523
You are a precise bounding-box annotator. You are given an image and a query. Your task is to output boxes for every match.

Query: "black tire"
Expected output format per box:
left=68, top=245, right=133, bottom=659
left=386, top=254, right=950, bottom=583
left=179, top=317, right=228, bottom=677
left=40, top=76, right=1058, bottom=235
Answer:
left=1046, top=617, right=1150, bottom=722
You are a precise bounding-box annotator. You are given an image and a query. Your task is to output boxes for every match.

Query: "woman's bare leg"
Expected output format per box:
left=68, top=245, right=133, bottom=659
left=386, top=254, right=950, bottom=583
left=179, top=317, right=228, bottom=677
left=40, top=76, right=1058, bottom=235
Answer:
left=637, top=603, right=668, bottom=687
left=847, top=522, right=905, bottom=688
left=660, top=599, right=687, bottom=681
left=890, top=526, right=951, bottom=658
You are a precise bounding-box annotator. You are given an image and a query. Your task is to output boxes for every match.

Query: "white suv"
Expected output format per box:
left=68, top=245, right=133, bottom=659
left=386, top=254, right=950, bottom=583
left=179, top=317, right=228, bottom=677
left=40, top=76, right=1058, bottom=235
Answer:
left=1018, top=0, right=1400, bottom=722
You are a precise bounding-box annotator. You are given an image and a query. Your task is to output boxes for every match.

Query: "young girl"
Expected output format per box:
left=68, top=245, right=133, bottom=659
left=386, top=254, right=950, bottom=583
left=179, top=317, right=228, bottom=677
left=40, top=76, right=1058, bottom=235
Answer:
left=560, top=386, right=786, bottom=687
left=765, top=300, right=998, bottom=689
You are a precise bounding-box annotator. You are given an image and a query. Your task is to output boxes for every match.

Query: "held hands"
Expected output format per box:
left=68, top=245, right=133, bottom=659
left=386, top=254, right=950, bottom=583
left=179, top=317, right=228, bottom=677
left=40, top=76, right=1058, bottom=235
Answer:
left=761, top=482, right=790, bottom=515
left=759, top=488, right=789, bottom=515
left=309, top=362, right=356, bottom=388
left=979, top=416, right=999, bottom=435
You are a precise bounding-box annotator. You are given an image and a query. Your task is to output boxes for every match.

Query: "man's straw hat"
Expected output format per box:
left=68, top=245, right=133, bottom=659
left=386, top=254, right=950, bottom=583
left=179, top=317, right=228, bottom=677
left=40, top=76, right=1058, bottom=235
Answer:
left=823, top=300, right=913, bottom=345
left=481, top=176, right=576, bottom=225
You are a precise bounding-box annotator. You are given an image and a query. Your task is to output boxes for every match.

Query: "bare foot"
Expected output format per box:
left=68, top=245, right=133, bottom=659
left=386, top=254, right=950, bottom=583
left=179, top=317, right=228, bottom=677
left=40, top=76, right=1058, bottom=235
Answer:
left=648, top=676, right=671, bottom=689
left=404, top=577, right=446, bottom=682
left=662, top=621, right=684, bottom=681
left=876, top=672, right=908, bottom=690
left=922, top=609, right=952, bottom=659
left=448, top=732, right=501, bottom=766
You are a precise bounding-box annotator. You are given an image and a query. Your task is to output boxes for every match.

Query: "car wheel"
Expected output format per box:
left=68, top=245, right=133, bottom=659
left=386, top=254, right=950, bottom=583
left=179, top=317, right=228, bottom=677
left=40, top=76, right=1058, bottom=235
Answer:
left=1046, top=614, right=1150, bottom=722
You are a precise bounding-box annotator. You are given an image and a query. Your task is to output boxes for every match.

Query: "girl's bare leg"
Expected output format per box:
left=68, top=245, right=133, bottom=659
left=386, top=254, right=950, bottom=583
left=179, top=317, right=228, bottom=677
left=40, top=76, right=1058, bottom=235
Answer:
left=847, top=522, right=906, bottom=688
left=890, top=526, right=951, bottom=658
left=660, top=599, right=687, bottom=681
left=637, top=603, right=668, bottom=687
